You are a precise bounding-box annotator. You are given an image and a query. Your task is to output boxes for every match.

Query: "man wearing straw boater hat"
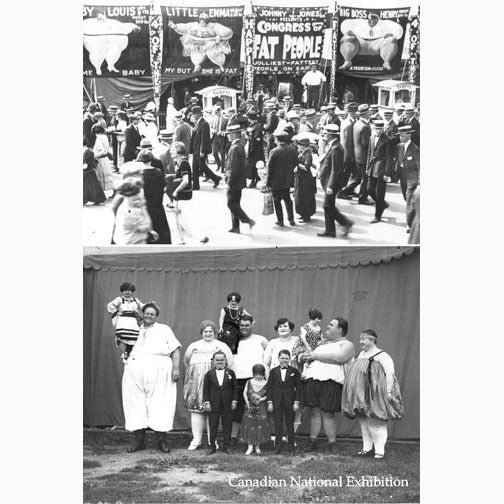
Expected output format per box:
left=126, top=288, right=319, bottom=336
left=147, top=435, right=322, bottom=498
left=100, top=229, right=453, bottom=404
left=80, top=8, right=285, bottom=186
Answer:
left=173, top=111, right=191, bottom=155
left=366, top=119, right=394, bottom=223
left=224, top=124, right=256, bottom=234
left=394, top=124, right=419, bottom=231
left=317, top=124, right=354, bottom=238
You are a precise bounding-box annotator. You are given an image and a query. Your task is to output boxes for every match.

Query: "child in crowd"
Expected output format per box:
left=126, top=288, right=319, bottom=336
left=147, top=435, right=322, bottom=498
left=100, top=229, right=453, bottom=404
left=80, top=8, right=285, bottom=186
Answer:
left=203, top=351, right=238, bottom=455
left=107, top=282, right=143, bottom=363
left=112, top=180, right=159, bottom=245
left=218, top=292, right=251, bottom=354
left=240, top=364, right=270, bottom=455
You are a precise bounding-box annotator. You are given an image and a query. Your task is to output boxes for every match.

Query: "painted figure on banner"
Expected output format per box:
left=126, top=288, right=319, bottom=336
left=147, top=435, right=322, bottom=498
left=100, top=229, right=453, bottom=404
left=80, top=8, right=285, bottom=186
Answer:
left=339, top=13, right=403, bottom=70
left=83, top=10, right=140, bottom=75
left=168, top=13, right=233, bottom=73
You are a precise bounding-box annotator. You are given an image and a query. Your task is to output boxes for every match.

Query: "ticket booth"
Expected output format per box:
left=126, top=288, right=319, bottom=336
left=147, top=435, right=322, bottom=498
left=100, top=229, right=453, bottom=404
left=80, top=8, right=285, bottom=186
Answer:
left=195, top=85, right=241, bottom=111
left=373, top=80, right=419, bottom=109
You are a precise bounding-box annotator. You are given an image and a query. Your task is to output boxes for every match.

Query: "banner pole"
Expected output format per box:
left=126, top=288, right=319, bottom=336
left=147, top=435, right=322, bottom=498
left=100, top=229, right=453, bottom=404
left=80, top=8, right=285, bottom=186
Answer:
left=149, top=0, right=162, bottom=120
left=243, top=1, right=254, bottom=99
left=407, top=8, right=420, bottom=85
left=330, top=2, right=338, bottom=102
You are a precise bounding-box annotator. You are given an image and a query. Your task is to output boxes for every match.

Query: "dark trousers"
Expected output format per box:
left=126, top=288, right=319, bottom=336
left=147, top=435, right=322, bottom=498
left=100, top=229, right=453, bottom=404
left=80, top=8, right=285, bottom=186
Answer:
left=342, top=162, right=369, bottom=201
left=212, top=137, right=227, bottom=171
left=338, top=160, right=355, bottom=194
left=273, top=400, right=295, bottom=450
left=227, top=189, right=252, bottom=230
left=306, top=85, right=321, bottom=109
left=367, top=176, right=387, bottom=218
left=109, top=132, right=118, bottom=167
left=272, top=188, right=294, bottom=223
left=323, top=192, right=352, bottom=234
left=208, top=398, right=232, bottom=448
left=192, top=155, right=220, bottom=189
left=231, top=378, right=248, bottom=423
left=405, top=183, right=418, bottom=228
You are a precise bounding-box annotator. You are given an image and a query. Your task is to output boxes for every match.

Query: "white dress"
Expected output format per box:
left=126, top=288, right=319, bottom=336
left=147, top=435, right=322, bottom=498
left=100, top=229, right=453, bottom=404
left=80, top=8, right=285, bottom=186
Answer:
left=122, top=322, right=181, bottom=432
left=93, top=134, right=114, bottom=191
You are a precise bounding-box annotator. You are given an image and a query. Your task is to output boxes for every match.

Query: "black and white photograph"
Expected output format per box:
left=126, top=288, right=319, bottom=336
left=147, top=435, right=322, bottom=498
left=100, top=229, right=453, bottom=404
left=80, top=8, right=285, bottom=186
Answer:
left=82, top=0, right=420, bottom=248
left=81, top=0, right=421, bottom=502
left=83, top=247, right=419, bottom=503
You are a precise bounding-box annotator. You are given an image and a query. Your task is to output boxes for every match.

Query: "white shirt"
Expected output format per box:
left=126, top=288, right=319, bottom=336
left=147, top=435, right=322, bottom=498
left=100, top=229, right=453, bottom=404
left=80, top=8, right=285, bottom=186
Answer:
left=231, top=333, right=267, bottom=379
left=303, top=341, right=350, bottom=384
left=301, top=70, right=327, bottom=87
left=403, top=139, right=411, bottom=152
left=130, top=323, right=181, bottom=359
left=216, top=368, right=225, bottom=386
left=280, top=367, right=288, bottom=382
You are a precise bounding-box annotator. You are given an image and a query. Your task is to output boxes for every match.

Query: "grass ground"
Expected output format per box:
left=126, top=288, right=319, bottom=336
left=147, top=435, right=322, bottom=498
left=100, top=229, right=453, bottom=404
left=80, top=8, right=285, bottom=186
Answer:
left=84, top=434, right=419, bottom=503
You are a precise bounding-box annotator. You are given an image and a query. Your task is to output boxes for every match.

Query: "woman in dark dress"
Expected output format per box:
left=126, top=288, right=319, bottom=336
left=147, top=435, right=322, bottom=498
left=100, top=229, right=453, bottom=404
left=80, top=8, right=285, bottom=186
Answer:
left=139, top=151, right=172, bottom=244
left=294, top=137, right=317, bottom=222
left=83, top=137, right=106, bottom=205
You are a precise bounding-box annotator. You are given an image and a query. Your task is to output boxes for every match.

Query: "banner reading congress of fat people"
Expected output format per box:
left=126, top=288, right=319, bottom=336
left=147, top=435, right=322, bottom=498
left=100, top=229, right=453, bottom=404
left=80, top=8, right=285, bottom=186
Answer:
left=161, top=6, right=244, bottom=77
left=336, top=5, right=410, bottom=73
left=83, top=4, right=151, bottom=77
left=252, top=5, right=329, bottom=74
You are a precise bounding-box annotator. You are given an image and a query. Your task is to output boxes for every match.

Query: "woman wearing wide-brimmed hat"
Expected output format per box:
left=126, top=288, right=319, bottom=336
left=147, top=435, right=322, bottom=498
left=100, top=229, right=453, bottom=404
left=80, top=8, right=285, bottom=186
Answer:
left=293, top=134, right=317, bottom=223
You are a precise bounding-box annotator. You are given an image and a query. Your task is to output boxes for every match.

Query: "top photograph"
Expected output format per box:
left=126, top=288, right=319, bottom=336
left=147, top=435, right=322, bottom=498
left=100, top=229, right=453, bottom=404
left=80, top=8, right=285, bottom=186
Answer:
left=82, top=0, right=420, bottom=248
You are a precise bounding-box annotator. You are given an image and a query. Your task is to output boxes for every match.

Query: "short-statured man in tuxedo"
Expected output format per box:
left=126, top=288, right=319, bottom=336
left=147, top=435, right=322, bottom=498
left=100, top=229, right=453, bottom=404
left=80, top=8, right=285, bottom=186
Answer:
left=266, top=348, right=301, bottom=455
left=190, top=106, right=221, bottom=190
left=203, top=351, right=238, bottom=455
left=317, top=124, right=354, bottom=238
left=225, top=125, right=256, bottom=234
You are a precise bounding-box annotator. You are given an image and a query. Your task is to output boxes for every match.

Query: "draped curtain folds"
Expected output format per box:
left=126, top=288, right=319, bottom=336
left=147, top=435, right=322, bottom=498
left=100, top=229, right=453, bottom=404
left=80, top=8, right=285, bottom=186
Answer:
left=84, top=247, right=419, bottom=439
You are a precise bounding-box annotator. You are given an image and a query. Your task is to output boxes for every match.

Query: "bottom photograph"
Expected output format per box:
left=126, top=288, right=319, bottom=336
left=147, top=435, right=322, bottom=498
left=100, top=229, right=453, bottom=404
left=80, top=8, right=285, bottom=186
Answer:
left=83, top=246, right=420, bottom=504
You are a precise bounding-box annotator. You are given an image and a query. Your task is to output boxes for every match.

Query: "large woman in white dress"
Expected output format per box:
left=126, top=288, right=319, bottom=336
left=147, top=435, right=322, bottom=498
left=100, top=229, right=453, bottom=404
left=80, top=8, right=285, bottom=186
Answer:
left=183, top=320, right=233, bottom=450
left=122, top=302, right=181, bottom=453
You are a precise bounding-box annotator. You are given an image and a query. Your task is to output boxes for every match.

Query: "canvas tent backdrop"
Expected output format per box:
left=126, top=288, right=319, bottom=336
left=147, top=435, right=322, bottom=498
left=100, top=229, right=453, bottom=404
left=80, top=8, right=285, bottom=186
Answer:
left=84, top=246, right=419, bottom=439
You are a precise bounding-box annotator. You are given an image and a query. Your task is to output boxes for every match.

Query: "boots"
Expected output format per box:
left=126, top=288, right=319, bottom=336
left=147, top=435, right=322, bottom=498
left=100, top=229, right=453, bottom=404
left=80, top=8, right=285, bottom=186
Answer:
left=154, top=431, right=171, bottom=453
left=127, top=428, right=146, bottom=453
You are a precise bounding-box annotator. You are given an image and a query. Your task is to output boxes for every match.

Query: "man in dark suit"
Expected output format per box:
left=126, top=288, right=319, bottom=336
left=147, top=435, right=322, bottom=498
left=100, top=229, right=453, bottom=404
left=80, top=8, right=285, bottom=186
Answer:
left=190, top=106, right=221, bottom=190
left=317, top=124, right=354, bottom=238
left=225, top=125, right=256, bottom=234
left=337, top=102, right=358, bottom=199
left=203, top=351, right=238, bottom=455
left=245, top=110, right=264, bottom=188
left=83, top=103, right=98, bottom=148
left=211, top=106, right=228, bottom=173
left=119, top=94, right=132, bottom=111
left=173, top=112, right=191, bottom=156
left=266, top=131, right=298, bottom=227
left=342, top=103, right=373, bottom=204
left=267, top=349, right=301, bottom=455
left=366, top=120, right=394, bottom=223
left=395, top=125, right=420, bottom=230
left=263, top=102, right=279, bottom=157
left=402, top=106, right=420, bottom=146
left=122, top=114, right=143, bottom=162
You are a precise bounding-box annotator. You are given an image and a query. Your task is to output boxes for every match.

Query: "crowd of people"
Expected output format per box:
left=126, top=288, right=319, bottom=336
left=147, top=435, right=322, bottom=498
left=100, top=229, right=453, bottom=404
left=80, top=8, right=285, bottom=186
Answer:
left=83, top=73, right=420, bottom=244
left=107, top=285, right=404, bottom=458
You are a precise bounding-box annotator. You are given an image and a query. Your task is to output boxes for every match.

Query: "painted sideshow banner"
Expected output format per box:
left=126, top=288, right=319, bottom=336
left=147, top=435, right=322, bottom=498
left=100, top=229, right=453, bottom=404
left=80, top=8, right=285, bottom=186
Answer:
left=252, top=6, right=329, bottom=74
left=162, top=6, right=244, bottom=77
left=337, top=6, right=410, bottom=73
left=83, top=5, right=151, bottom=77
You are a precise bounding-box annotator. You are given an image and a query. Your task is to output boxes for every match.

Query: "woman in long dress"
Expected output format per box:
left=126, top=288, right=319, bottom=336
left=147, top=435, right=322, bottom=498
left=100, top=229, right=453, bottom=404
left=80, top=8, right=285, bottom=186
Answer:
left=122, top=302, right=181, bottom=453
left=183, top=320, right=233, bottom=450
left=342, top=329, right=404, bottom=459
left=139, top=151, right=172, bottom=244
left=83, top=137, right=106, bottom=205
left=293, top=137, right=317, bottom=222
left=92, top=124, right=115, bottom=198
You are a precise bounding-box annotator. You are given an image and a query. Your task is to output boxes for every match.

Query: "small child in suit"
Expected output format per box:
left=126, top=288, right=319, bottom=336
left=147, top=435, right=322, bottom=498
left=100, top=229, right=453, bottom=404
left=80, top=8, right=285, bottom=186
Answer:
left=203, top=351, right=238, bottom=454
left=266, top=349, right=301, bottom=455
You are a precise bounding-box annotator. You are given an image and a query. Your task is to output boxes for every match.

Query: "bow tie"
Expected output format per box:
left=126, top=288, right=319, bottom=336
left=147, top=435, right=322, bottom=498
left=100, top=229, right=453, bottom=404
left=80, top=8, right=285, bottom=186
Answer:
left=280, top=366, right=288, bottom=369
